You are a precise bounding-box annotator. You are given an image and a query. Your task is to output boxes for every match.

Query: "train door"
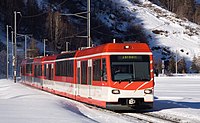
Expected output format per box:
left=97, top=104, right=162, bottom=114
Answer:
left=51, top=63, right=54, bottom=80
left=48, top=64, right=51, bottom=80
left=76, top=61, right=81, bottom=96
left=47, top=63, right=53, bottom=80
left=88, top=59, right=92, bottom=98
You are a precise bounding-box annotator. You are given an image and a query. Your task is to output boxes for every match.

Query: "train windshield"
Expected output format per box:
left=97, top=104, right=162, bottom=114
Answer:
left=110, top=55, right=150, bottom=82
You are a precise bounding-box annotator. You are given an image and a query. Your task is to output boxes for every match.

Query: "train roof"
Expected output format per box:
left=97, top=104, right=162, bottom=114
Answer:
left=56, top=51, right=76, bottom=60
left=42, top=55, right=57, bottom=61
left=33, top=57, right=44, bottom=64
left=21, top=43, right=152, bottom=64
left=76, top=43, right=151, bottom=57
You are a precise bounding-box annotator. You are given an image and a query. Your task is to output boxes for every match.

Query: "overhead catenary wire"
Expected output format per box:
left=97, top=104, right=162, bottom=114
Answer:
left=21, top=12, right=47, bottom=18
left=59, top=24, right=106, bottom=40
left=18, top=0, right=153, bottom=42
left=21, top=0, right=68, bottom=18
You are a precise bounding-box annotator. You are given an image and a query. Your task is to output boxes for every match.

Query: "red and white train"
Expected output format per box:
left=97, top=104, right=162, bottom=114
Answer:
left=21, top=43, right=154, bottom=110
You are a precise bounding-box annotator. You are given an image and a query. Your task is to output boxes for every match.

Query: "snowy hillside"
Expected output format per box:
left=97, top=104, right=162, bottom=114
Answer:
left=98, top=0, right=200, bottom=65
left=137, top=1, right=200, bottom=60
left=2, top=0, right=200, bottom=77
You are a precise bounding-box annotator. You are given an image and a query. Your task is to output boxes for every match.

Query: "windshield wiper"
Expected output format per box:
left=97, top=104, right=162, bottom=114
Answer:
left=117, top=78, right=135, bottom=83
left=117, top=78, right=150, bottom=83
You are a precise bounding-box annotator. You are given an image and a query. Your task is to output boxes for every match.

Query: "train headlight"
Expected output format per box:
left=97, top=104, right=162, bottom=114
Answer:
left=124, top=45, right=131, bottom=49
left=112, top=89, right=120, bottom=94
left=144, top=89, right=153, bottom=94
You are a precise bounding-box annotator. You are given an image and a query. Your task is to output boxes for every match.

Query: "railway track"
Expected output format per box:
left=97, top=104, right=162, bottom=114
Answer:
left=123, top=112, right=181, bottom=123
left=21, top=83, right=183, bottom=123
left=84, top=104, right=181, bottom=123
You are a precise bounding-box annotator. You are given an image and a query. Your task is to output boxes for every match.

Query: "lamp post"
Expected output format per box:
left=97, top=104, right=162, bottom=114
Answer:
left=6, top=25, right=9, bottom=79
left=11, top=31, right=14, bottom=79
left=14, top=11, right=21, bottom=83
left=25, top=35, right=27, bottom=59
left=87, top=0, right=91, bottom=47
left=6, top=25, right=13, bottom=79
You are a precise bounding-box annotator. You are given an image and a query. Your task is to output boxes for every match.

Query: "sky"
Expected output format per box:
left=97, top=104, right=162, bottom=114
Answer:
left=1, top=76, right=200, bottom=123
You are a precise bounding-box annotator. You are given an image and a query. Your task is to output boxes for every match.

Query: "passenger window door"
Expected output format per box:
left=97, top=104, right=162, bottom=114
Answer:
left=102, top=58, right=107, bottom=81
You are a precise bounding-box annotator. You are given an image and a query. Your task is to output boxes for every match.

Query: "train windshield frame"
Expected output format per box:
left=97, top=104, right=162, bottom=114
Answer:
left=110, top=55, right=150, bottom=82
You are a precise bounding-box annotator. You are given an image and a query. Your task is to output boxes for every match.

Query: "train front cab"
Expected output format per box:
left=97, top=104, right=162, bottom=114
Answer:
left=106, top=54, right=154, bottom=110
left=75, top=43, right=154, bottom=110
left=104, top=44, right=154, bottom=110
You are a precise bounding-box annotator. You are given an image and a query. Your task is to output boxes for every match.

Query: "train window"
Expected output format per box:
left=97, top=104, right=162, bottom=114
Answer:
left=66, top=60, right=74, bottom=77
left=20, top=67, right=23, bottom=75
left=110, top=55, right=150, bottom=82
left=48, top=64, right=52, bottom=80
left=44, top=64, right=47, bottom=76
left=21, top=66, right=25, bottom=75
left=102, top=58, right=107, bottom=81
left=63, top=61, right=66, bottom=76
left=55, top=62, right=59, bottom=76
left=51, top=64, right=54, bottom=80
left=81, top=61, right=87, bottom=84
left=93, top=59, right=101, bottom=81
left=34, top=65, right=37, bottom=77
left=88, top=67, right=92, bottom=85
left=34, top=65, right=42, bottom=77
left=38, top=65, right=42, bottom=76
left=55, top=60, right=74, bottom=77
left=78, top=68, right=80, bottom=84
left=26, top=64, right=32, bottom=74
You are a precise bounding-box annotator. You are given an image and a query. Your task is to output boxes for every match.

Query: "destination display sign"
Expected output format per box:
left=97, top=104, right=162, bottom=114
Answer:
left=111, top=55, right=149, bottom=62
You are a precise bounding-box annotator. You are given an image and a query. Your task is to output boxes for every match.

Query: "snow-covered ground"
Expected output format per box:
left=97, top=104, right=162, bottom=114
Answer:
left=153, top=76, right=200, bottom=122
left=1, top=77, right=200, bottom=123
left=0, top=79, right=139, bottom=123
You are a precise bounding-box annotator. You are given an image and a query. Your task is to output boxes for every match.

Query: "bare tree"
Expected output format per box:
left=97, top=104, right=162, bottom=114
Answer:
left=27, top=38, right=39, bottom=58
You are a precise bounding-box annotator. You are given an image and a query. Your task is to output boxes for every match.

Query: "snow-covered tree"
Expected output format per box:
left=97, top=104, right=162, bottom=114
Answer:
left=27, top=38, right=39, bottom=58
left=191, top=55, right=199, bottom=73
left=178, top=57, right=187, bottom=73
